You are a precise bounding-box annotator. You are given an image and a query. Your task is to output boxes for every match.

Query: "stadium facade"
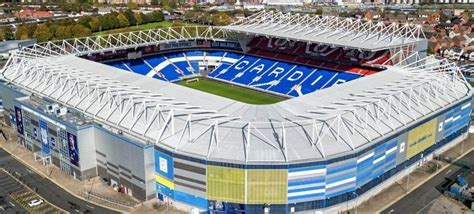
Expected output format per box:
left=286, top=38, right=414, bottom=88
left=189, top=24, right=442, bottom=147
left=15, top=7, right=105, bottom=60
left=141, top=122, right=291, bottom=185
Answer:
left=0, top=11, right=472, bottom=213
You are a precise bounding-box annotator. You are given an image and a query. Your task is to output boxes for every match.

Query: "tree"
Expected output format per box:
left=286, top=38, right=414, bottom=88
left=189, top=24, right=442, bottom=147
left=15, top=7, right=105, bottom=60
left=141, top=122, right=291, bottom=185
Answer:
left=192, top=4, right=202, bottom=12
left=376, top=7, right=384, bottom=19
left=33, top=24, right=53, bottom=43
left=184, top=11, right=197, bottom=21
left=71, top=24, right=92, bottom=38
left=146, top=11, right=164, bottom=22
left=117, top=13, right=129, bottom=28
left=104, top=13, right=120, bottom=30
left=0, top=27, right=13, bottom=41
left=15, top=24, right=35, bottom=40
left=48, top=23, right=59, bottom=37
left=134, top=12, right=144, bottom=25
left=77, top=16, right=92, bottom=28
left=55, top=26, right=72, bottom=40
left=160, top=0, right=171, bottom=10
left=89, top=17, right=101, bottom=32
left=315, top=7, right=323, bottom=15
left=99, top=15, right=111, bottom=30
left=123, top=9, right=137, bottom=26
left=212, top=12, right=231, bottom=26
left=142, top=12, right=152, bottom=24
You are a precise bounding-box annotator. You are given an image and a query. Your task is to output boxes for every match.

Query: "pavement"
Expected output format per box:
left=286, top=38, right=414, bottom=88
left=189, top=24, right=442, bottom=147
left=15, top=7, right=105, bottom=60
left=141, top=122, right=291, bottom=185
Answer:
left=0, top=147, right=118, bottom=214
left=382, top=150, right=474, bottom=214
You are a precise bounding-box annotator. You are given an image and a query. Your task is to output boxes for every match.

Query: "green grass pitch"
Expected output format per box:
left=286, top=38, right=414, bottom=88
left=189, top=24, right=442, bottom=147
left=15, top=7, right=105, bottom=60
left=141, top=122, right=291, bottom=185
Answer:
left=177, top=78, right=287, bottom=105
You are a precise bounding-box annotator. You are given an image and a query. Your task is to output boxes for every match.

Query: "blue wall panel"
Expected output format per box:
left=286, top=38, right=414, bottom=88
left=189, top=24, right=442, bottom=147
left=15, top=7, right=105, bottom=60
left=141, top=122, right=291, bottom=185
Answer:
left=156, top=183, right=174, bottom=198
left=174, top=190, right=208, bottom=209
left=288, top=165, right=326, bottom=202
left=356, top=152, right=373, bottom=187
left=384, top=141, right=398, bottom=173
left=325, top=159, right=356, bottom=198
left=444, top=101, right=471, bottom=137
left=371, top=143, right=386, bottom=179
left=155, top=149, right=174, bottom=180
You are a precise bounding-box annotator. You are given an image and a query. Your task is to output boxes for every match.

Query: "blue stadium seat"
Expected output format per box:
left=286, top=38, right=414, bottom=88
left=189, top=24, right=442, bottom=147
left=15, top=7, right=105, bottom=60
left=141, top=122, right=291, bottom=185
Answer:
left=105, top=51, right=362, bottom=95
left=107, top=61, right=130, bottom=71
left=215, top=55, right=259, bottom=81
left=250, top=61, right=296, bottom=92
left=145, top=55, right=168, bottom=67
left=232, top=58, right=277, bottom=85
left=295, top=69, right=338, bottom=95
left=190, top=62, right=200, bottom=73
left=207, top=51, right=226, bottom=57
left=152, top=73, right=167, bottom=81
left=225, top=52, right=243, bottom=59
left=268, top=65, right=315, bottom=95
left=167, top=52, right=185, bottom=59
left=160, top=64, right=182, bottom=82
left=185, top=51, right=204, bottom=57
left=173, top=61, right=194, bottom=75
left=209, top=63, right=231, bottom=77
left=126, top=59, right=152, bottom=75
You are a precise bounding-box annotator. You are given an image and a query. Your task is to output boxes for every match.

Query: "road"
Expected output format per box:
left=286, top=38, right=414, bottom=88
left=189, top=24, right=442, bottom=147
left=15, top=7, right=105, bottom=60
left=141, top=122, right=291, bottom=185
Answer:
left=0, top=148, right=119, bottom=214
left=382, top=150, right=474, bottom=214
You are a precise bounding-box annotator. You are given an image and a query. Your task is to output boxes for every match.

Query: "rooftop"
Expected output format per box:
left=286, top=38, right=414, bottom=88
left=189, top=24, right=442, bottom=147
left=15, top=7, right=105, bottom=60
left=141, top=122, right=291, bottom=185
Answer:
left=19, top=95, right=93, bottom=128
left=0, top=23, right=470, bottom=164
left=2, top=52, right=469, bottom=164
left=220, top=10, right=427, bottom=51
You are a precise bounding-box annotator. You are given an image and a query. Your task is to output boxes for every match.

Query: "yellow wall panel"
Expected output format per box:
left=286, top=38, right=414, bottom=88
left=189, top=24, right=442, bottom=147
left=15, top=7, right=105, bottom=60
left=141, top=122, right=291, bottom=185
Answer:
left=156, top=175, right=174, bottom=189
left=407, top=118, right=437, bottom=159
left=247, top=169, right=288, bottom=204
left=207, top=165, right=245, bottom=203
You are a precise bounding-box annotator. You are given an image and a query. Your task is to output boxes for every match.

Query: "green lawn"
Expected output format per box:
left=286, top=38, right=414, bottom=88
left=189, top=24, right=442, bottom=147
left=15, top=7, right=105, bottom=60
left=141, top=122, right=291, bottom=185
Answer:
left=177, top=78, right=287, bottom=105
left=94, top=21, right=197, bottom=36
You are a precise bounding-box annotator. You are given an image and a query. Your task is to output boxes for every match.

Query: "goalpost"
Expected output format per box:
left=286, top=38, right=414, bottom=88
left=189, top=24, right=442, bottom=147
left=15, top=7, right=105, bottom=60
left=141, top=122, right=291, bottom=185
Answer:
left=186, top=78, right=200, bottom=84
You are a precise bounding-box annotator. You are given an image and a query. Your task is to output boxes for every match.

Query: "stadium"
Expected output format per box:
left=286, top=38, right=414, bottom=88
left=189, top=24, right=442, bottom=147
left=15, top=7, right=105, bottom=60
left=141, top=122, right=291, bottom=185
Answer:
left=0, top=10, right=472, bottom=213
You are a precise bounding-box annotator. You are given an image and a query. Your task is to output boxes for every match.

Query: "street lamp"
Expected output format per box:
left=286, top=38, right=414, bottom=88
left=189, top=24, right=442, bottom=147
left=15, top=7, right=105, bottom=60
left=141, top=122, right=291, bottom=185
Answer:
left=405, top=165, right=410, bottom=192
left=354, top=191, right=358, bottom=214
left=346, top=193, right=350, bottom=213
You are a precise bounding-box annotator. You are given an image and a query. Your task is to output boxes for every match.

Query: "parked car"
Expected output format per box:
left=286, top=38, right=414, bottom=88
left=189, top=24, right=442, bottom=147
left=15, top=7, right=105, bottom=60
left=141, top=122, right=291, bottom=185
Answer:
left=27, top=199, right=43, bottom=207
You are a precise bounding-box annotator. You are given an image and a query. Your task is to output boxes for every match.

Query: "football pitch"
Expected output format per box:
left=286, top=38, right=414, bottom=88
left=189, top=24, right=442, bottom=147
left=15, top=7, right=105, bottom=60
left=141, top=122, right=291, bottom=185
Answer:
left=177, top=78, right=287, bottom=105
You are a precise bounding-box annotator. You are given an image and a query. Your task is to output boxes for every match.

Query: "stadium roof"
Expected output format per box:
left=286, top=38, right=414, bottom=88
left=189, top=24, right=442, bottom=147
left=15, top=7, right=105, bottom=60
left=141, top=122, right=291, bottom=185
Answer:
left=1, top=28, right=470, bottom=164
left=220, top=10, right=427, bottom=51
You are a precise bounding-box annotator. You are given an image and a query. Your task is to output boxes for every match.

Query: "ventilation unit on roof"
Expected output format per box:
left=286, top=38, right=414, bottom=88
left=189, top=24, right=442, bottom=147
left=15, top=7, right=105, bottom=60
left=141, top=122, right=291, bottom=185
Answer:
left=55, top=107, right=67, bottom=117
left=46, top=103, right=59, bottom=113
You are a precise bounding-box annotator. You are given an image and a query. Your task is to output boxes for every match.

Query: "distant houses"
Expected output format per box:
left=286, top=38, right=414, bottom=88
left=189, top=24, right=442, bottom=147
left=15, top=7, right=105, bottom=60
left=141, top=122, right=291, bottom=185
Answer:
left=15, top=9, right=54, bottom=20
